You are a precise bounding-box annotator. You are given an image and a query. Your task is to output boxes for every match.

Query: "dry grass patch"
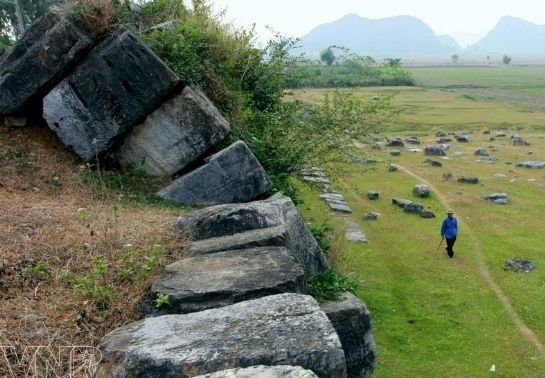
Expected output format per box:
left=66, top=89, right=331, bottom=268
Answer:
left=0, top=122, right=190, bottom=356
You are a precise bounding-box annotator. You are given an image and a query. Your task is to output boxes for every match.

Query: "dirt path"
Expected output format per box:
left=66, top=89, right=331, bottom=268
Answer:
left=397, top=164, right=545, bottom=358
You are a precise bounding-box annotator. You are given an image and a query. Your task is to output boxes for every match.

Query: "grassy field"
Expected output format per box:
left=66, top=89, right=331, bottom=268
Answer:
left=292, top=71, right=545, bottom=377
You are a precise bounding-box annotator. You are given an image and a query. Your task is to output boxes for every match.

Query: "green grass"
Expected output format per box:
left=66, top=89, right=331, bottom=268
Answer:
left=293, top=68, right=545, bottom=377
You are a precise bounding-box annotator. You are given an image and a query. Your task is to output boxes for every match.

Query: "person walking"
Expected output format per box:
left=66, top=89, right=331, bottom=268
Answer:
left=441, top=208, right=458, bottom=258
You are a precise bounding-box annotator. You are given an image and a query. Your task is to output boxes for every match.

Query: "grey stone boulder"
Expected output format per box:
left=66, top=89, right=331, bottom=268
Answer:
left=420, top=210, right=436, bottom=219
left=404, top=202, right=424, bottom=215
left=388, top=164, right=398, bottom=172
left=392, top=198, right=412, bottom=208
left=483, top=192, right=508, bottom=204
left=0, top=9, right=93, bottom=115
left=320, top=193, right=352, bottom=214
left=406, top=136, right=421, bottom=145
left=385, top=137, right=404, bottom=147
left=367, top=191, right=379, bottom=200
left=321, top=292, right=376, bottom=378
left=458, top=176, right=479, bottom=184
left=118, top=86, right=230, bottom=177
left=174, top=193, right=329, bottom=275
left=442, top=172, right=453, bottom=181
left=424, top=158, right=442, bottom=167
left=157, top=140, right=272, bottom=206
left=188, top=225, right=287, bottom=255
left=390, top=150, right=401, bottom=156
left=97, top=294, right=347, bottom=378
left=435, top=130, right=447, bottom=137
left=144, top=247, right=306, bottom=315
left=511, top=135, right=530, bottom=146
left=504, top=258, right=536, bottom=273
left=194, top=365, right=319, bottom=378
left=413, top=184, right=430, bottom=197
left=474, top=148, right=489, bottom=157
left=43, top=27, right=180, bottom=160
left=424, top=145, right=447, bottom=156
left=516, top=161, right=545, bottom=169
left=363, top=212, right=380, bottom=221
left=456, top=134, right=470, bottom=143
left=496, top=131, right=507, bottom=137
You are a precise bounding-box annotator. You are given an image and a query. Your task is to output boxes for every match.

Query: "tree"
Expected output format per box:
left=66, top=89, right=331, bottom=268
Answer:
left=320, top=47, right=335, bottom=66
left=384, top=57, right=402, bottom=67
left=502, top=54, right=512, bottom=65
left=451, top=54, right=459, bottom=65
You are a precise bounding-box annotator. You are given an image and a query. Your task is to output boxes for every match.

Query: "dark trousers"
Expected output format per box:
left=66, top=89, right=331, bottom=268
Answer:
left=446, top=236, right=456, bottom=257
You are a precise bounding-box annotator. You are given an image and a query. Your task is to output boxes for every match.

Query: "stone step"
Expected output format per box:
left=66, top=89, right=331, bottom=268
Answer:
left=98, top=294, right=347, bottom=378
left=143, top=247, right=306, bottom=315
left=194, top=365, right=319, bottom=378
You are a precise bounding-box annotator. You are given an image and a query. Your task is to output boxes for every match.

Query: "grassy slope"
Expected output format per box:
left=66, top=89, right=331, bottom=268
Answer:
left=293, top=77, right=545, bottom=376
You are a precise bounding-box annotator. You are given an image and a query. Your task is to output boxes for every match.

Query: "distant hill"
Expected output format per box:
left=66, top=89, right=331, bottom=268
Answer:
left=297, top=14, right=460, bottom=57
left=468, top=16, right=545, bottom=54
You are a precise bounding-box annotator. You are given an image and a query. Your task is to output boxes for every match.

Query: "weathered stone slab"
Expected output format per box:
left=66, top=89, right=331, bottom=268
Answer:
left=174, top=194, right=329, bottom=275
left=483, top=192, right=508, bottom=204
left=385, top=137, right=404, bottom=147
left=392, top=198, right=412, bottom=208
left=424, top=158, right=442, bottom=167
left=345, top=221, right=367, bottom=243
left=157, top=140, right=272, bottom=205
left=188, top=225, right=287, bottom=255
left=43, top=27, right=180, bottom=160
left=144, top=247, right=305, bottom=315
left=516, top=161, right=545, bottom=169
left=456, top=134, right=470, bottom=143
left=194, top=365, right=319, bottom=378
left=321, top=292, right=376, bottom=378
left=363, top=212, right=380, bottom=221
left=0, top=9, right=93, bottom=115
left=458, top=176, right=479, bottom=184
left=118, top=86, right=230, bottom=176
left=511, top=135, right=530, bottom=146
left=326, top=202, right=352, bottom=214
left=424, top=146, right=447, bottom=156
left=98, top=294, right=347, bottom=378
left=474, top=148, right=489, bottom=157
left=367, top=191, right=379, bottom=200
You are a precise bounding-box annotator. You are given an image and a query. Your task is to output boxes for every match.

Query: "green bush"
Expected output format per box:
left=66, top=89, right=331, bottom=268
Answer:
left=307, top=269, right=357, bottom=303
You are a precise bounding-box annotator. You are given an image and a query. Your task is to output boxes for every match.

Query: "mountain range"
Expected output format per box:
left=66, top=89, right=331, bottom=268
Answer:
left=297, top=14, right=545, bottom=57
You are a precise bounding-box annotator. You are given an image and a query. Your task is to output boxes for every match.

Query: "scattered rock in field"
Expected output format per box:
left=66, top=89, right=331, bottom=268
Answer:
left=478, top=156, right=498, bottom=163
left=406, top=136, right=421, bottom=145
left=350, top=154, right=379, bottom=164
left=474, top=148, right=489, bottom=157
left=510, top=135, right=530, bottom=146
left=482, top=129, right=491, bottom=134
left=493, top=173, right=506, bottom=178
left=489, top=137, right=496, bottom=142
left=516, top=161, right=545, bottom=169
left=424, top=145, right=447, bottom=156
left=420, top=210, right=435, bottom=219
left=457, top=176, right=479, bottom=184
left=403, top=202, right=424, bottom=215
left=320, top=193, right=352, bottom=214
left=437, top=137, right=452, bottom=143
left=194, top=366, right=319, bottom=378
left=407, top=148, right=423, bottom=153
left=456, top=134, right=470, bottom=143
left=385, top=137, right=404, bottom=147
left=371, top=143, right=381, bottom=150
left=436, top=130, right=447, bottom=137
left=320, top=292, right=377, bottom=378
left=388, top=164, right=398, bottom=172
left=363, top=212, right=380, bottom=221
left=390, top=150, right=401, bottom=156
left=442, top=172, right=453, bottom=181
left=367, top=191, right=379, bottom=200
left=413, top=184, right=430, bottom=198
left=504, top=258, right=536, bottom=273
left=424, top=159, right=442, bottom=167
left=496, top=131, right=507, bottom=137
left=345, top=220, right=367, bottom=243
left=483, top=192, right=508, bottom=204
left=528, top=151, right=533, bottom=155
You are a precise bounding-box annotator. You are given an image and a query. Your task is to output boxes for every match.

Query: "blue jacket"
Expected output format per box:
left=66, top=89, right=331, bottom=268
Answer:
left=441, top=217, right=458, bottom=238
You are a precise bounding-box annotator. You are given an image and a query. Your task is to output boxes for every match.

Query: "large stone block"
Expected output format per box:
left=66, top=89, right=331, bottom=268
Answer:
left=143, top=247, right=306, bottom=315
left=321, top=292, right=377, bottom=378
left=118, top=86, right=230, bottom=176
left=194, top=365, right=319, bottom=377
left=43, top=27, right=180, bottom=160
left=174, top=193, right=329, bottom=275
left=0, top=9, right=93, bottom=115
left=97, top=294, right=347, bottom=378
left=188, top=225, right=287, bottom=255
left=156, top=140, right=272, bottom=205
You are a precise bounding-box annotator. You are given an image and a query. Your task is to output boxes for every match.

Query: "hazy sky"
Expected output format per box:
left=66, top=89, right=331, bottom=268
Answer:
left=211, top=0, right=545, bottom=47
